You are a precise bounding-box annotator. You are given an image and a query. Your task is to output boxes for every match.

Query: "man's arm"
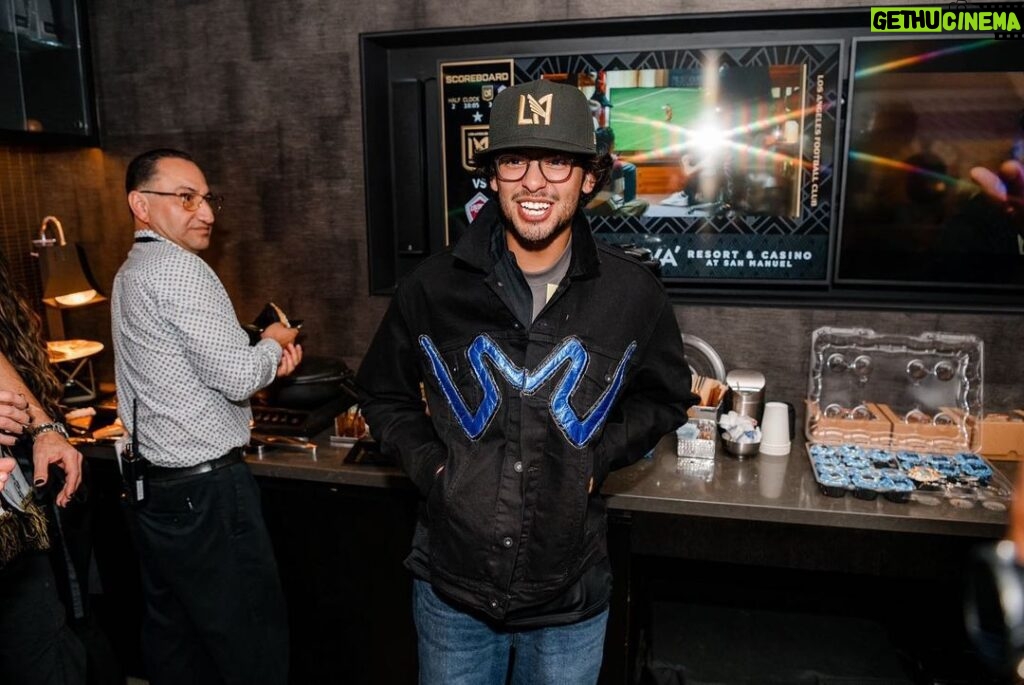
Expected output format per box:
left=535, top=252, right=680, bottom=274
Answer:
left=157, top=261, right=284, bottom=400
left=356, top=296, right=447, bottom=496
left=0, top=354, right=82, bottom=506
left=593, top=299, right=695, bottom=488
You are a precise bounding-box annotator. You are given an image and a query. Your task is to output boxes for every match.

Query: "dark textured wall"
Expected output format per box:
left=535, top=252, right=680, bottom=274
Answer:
left=2, top=0, right=1020, bottom=421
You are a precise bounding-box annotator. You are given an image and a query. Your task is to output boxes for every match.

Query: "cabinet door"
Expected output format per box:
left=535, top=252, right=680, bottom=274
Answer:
left=0, top=0, right=93, bottom=138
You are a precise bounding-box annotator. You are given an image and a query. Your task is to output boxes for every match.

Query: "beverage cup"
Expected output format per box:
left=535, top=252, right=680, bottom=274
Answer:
left=757, top=452, right=788, bottom=498
left=759, top=401, right=791, bottom=456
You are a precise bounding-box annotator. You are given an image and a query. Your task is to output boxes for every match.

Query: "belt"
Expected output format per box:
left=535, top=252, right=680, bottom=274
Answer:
left=147, top=447, right=245, bottom=482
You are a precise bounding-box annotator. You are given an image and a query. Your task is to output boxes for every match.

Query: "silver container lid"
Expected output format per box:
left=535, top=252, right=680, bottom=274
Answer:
left=726, top=368, right=766, bottom=392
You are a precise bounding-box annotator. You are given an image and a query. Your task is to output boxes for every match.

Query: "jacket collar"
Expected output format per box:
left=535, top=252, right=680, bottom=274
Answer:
left=452, top=199, right=601, bottom=279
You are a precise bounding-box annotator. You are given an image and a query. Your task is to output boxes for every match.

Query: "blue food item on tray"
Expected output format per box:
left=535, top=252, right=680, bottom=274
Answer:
left=956, top=454, right=993, bottom=484
left=866, top=448, right=896, bottom=468
left=907, top=464, right=944, bottom=487
left=842, top=453, right=872, bottom=470
left=925, top=454, right=954, bottom=468
left=809, top=443, right=836, bottom=459
left=851, top=468, right=893, bottom=501
left=896, top=451, right=922, bottom=468
left=812, top=453, right=843, bottom=469
left=882, top=470, right=915, bottom=502
left=839, top=444, right=864, bottom=459
left=814, top=464, right=850, bottom=498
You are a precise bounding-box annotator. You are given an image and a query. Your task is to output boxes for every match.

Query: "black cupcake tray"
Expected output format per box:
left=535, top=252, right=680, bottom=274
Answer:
left=808, top=443, right=1011, bottom=506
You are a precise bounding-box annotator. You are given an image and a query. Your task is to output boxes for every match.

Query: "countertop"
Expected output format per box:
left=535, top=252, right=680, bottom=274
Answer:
left=238, top=431, right=1015, bottom=540
left=603, top=434, right=1014, bottom=539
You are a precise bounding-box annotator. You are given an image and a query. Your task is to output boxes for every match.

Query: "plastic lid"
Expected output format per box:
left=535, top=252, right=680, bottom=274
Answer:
left=805, top=327, right=983, bottom=452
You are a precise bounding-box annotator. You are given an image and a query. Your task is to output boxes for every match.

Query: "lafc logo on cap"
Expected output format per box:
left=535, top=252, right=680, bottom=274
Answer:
left=517, top=94, right=553, bottom=126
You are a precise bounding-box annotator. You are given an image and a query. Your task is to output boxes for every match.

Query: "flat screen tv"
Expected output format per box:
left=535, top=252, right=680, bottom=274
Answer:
left=836, top=36, right=1024, bottom=292
left=363, top=10, right=1024, bottom=310
left=440, top=43, right=843, bottom=285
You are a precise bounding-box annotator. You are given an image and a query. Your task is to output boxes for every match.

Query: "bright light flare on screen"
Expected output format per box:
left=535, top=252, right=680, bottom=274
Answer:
left=614, top=105, right=819, bottom=172
left=694, top=117, right=727, bottom=157
left=854, top=38, right=994, bottom=79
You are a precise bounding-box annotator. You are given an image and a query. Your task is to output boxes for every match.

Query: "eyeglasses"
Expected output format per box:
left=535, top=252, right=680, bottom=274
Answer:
left=494, top=154, right=577, bottom=183
left=139, top=190, right=223, bottom=213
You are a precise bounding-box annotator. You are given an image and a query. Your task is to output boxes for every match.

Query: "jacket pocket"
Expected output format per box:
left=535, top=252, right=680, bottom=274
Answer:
left=425, top=439, right=490, bottom=581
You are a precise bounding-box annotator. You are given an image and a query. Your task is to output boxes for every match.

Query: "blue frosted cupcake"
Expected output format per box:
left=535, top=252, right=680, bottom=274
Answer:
left=842, top=453, right=872, bottom=471
left=867, top=449, right=896, bottom=468
left=896, top=451, right=922, bottom=468
left=956, top=454, right=993, bottom=485
left=809, top=443, right=836, bottom=460
left=882, top=471, right=915, bottom=503
left=815, top=465, right=850, bottom=498
left=851, top=468, right=893, bottom=501
left=839, top=444, right=864, bottom=460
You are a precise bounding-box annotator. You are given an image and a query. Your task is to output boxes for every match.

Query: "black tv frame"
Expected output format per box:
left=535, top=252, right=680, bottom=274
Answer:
left=360, top=8, right=1024, bottom=312
left=835, top=34, right=1024, bottom=296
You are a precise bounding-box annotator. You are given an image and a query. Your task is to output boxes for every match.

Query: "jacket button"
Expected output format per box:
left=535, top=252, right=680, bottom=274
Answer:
left=502, top=536, right=513, bottom=548
left=490, top=599, right=499, bottom=609
left=513, top=461, right=523, bottom=473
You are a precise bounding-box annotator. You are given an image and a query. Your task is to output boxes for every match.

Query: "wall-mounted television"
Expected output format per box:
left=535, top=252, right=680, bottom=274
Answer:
left=361, top=9, right=1024, bottom=311
left=836, top=36, right=1024, bottom=294
left=439, top=44, right=842, bottom=285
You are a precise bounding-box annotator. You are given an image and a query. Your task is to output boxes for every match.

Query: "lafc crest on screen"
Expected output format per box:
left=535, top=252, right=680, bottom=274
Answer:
left=461, top=125, right=489, bottom=171
left=419, top=334, right=637, bottom=448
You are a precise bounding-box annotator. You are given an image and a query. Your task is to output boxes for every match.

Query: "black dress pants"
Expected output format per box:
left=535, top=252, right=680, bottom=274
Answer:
left=125, top=461, right=288, bottom=685
left=0, top=551, right=86, bottom=685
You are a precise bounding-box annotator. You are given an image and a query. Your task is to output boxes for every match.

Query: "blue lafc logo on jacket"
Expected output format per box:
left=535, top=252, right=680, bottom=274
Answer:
left=419, top=334, right=636, bottom=448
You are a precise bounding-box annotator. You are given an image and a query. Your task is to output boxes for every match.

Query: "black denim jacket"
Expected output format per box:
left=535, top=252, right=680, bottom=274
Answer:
left=357, top=200, right=694, bottom=622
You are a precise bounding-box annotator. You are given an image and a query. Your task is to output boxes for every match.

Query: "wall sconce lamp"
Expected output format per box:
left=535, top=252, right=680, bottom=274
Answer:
left=30, top=215, right=106, bottom=340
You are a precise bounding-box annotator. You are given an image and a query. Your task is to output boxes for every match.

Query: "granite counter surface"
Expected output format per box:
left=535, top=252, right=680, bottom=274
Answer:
left=239, top=431, right=1014, bottom=540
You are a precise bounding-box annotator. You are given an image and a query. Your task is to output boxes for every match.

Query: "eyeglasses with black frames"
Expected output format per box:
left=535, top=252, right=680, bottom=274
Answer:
left=494, top=154, right=578, bottom=183
left=139, top=190, right=223, bottom=213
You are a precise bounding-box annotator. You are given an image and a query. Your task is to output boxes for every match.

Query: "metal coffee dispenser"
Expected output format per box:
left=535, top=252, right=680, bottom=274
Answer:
left=725, top=369, right=766, bottom=425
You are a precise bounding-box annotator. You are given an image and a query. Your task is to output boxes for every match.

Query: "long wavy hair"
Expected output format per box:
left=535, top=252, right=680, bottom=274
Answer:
left=0, top=250, right=63, bottom=422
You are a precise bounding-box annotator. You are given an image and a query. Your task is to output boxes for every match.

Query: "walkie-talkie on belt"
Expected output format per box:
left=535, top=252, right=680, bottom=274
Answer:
left=121, top=398, right=148, bottom=505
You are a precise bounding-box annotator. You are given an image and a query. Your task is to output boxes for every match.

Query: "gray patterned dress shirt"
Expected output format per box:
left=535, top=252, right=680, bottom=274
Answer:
left=111, top=230, right=281, bottom=467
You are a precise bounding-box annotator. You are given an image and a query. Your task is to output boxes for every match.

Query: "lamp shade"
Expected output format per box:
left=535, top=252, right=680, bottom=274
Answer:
left=39, top=243, right=100, bottom=306
left=33, top=216, right=105, bottom=308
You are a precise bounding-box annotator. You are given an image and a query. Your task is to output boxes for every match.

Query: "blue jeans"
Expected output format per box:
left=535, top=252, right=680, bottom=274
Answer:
left=413, top=579, right=608, bottom=685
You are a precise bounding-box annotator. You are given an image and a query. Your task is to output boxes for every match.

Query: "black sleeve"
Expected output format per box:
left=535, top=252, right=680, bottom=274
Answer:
left=356, top=295, right=446, bottom=496
left=593, top=298, right=695, bottom=486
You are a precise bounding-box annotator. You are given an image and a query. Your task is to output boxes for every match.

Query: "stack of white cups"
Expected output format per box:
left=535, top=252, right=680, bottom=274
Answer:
left=759, top=401, right=791, bottom=456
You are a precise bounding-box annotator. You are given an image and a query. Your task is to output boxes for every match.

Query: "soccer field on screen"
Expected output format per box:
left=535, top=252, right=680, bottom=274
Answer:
left=607, top=87, right=703, bottom=153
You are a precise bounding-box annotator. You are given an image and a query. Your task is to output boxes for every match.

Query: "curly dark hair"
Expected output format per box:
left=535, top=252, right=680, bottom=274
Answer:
left=0, top=250, right=63, bottom=422
left=473, top=152, right=614, bottom=207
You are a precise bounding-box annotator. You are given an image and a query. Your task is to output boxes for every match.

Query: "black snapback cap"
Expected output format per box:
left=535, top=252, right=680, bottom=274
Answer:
left=479, top=79, right=597, bottom=161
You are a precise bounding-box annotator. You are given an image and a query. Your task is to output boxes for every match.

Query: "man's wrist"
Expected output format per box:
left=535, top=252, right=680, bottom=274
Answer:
left=29, top=422, right=69, bottom=441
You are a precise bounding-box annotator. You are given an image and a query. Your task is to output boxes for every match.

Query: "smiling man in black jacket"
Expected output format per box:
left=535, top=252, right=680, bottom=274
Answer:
left=357, top=79, right=694, bottom=685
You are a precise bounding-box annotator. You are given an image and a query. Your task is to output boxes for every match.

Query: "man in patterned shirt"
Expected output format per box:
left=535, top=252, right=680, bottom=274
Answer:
left=111, top=149, right=301, bottom=685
